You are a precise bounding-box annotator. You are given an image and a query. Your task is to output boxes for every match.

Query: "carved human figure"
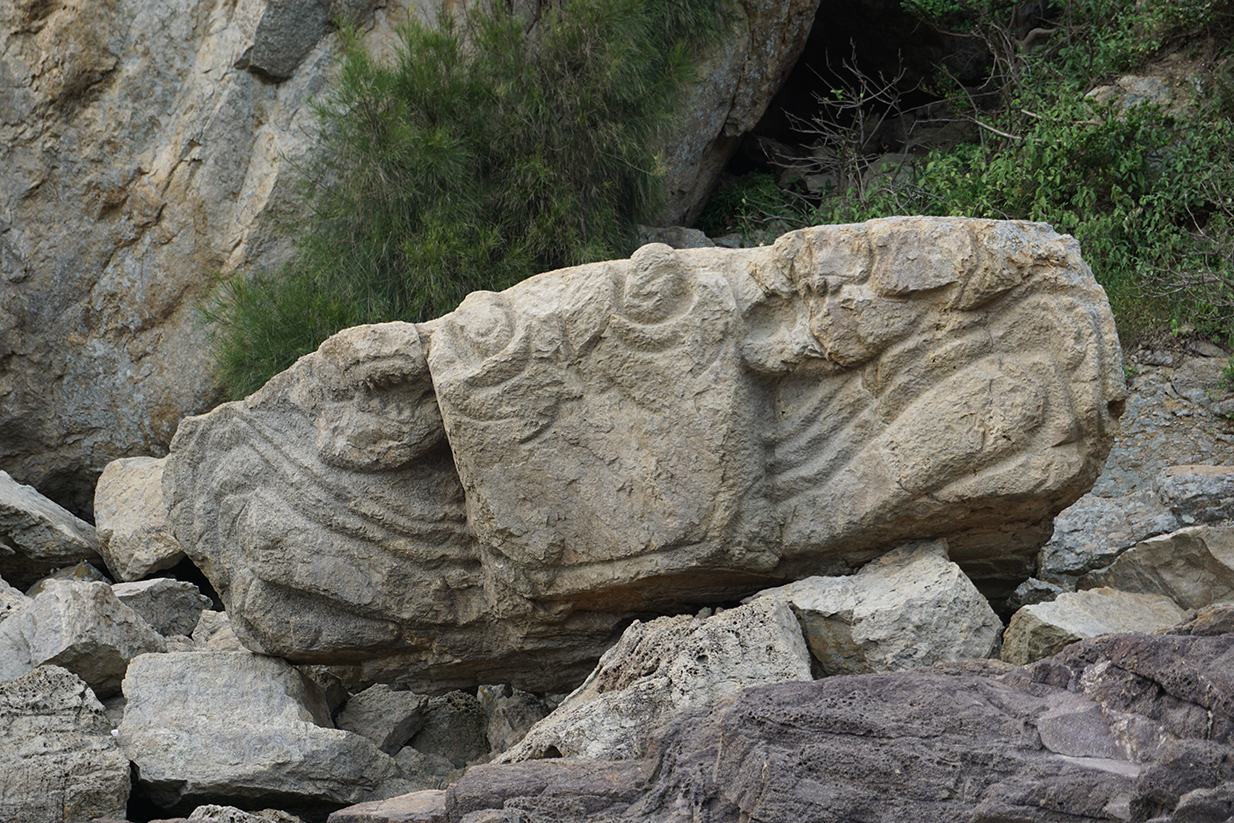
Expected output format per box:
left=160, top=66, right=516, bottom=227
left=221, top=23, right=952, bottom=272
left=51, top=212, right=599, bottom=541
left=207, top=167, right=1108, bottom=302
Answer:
left=429, top=244, right=775, bottom=605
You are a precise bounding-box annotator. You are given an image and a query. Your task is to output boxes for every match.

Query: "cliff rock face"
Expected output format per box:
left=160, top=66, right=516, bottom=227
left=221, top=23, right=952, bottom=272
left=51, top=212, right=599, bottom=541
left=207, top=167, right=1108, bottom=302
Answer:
left=164, top=218, right=1124, bottom=693
left=0, top=0, right=817, bottom=515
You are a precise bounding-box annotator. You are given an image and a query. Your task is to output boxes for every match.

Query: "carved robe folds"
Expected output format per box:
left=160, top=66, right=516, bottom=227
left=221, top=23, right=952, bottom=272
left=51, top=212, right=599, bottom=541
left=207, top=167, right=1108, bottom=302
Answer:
left=164, top=218, right=1125, bottom=692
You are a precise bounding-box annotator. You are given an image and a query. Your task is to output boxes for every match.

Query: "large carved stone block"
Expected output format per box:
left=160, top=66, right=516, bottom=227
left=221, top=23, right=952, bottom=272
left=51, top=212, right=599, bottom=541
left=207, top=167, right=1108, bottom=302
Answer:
left=164, top=218, right=1125, bottom=692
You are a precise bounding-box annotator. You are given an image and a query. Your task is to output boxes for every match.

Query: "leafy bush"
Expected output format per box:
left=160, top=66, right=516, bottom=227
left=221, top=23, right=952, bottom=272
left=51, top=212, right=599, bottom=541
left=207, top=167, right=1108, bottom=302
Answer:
left=205, top=0, right=725, bottom=400
left=707, top=0, right=1234, bottom=342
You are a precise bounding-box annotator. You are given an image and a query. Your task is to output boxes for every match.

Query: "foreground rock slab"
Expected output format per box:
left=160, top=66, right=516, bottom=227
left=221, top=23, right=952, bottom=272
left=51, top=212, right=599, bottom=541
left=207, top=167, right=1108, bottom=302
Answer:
left=0, top=665, right=130, bottom=823
left=117, top=651, right=408, bottom=817
left=331, top=623, right=1234, bottom=823
left=0, top=471, right=101, bottom=590
left=165, top=218, right=1124, bottom=691
left=750, top=539, right=1002, bottom=674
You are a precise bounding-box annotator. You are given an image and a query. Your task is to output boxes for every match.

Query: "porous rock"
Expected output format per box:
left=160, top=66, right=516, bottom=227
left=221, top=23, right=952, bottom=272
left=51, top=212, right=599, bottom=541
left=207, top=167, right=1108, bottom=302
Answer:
left=410, top=691, right=491, bottom=769
left=498, top=597, right=811, bottom=762
left=164, top=218, right=1124, bottom=691
left=94, top=456, right=184, bottom=581
left=0, top=665, right=130, bottom=823
left=750, top=539, right=1002, bottom=675
left=112, top=577, right=212, bottom=637
left=0, top=578, right=165, bottom=697
left=0, top=471, right=100, bottom=590
left=186, top=805, right=305, bottom=823
left=1079, top=524, right=1234, bottom=610
left=117, top=650, right=406, bottom=815
left=1001, top=587, right=1188, bottom=665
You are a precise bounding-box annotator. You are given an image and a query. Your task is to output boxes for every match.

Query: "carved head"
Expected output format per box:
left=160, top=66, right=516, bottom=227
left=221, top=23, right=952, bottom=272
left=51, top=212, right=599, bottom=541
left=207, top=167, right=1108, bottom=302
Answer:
left=622, top=243, right=691, bottom=324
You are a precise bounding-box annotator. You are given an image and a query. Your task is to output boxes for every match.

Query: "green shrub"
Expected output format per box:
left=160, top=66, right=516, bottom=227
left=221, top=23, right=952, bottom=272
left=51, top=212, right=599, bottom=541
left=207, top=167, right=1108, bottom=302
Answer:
left=205, top=0, right=726, bottom=400
left=706, top=0, right=1234, bottom=343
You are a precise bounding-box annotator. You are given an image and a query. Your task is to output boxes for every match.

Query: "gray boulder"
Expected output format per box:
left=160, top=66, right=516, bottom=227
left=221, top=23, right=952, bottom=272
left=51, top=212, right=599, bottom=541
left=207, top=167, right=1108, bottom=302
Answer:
left=113, top=577, right=212, bottom=641
left=410, top=691, right=492, bottom=769
left=1035, top=488, right=1179, bottom=586
left=94, top=456, right=184, bottom=581
left=498, top=597, right=811, bottom=763
left=0, top=471, right=100, bottom=590
left=117, top=650, right=408, bottom=815
left=750, top=539, right=1002, bottom=675
left=0, top=575, right=29, bottom=621
left=1001, top=587, right=1187, bottom=665
left=192, top=609, right=244, bottom=650
left=485, top=688, right=554, bottom=755
left=0, top=578, right=165, bottom=696
left=1079, top=524, right=1234, bottom=610
left=186, top=806, right=305, bottom=823
left=336, top=684, right=426, bottom=756
left=164, top=219, right=1124, bottom=692
left=1155, top=464, right=1234, bottom=527
left=112, top=577, right=212, bottom=637
left=0, top=665, right=130, bottom=823
left=330, top=626, right=1234, bottom=823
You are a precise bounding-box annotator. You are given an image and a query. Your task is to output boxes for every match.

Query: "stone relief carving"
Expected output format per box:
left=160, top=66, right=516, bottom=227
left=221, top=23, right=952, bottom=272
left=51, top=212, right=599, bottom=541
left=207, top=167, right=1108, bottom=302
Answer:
left=165, top=217, right=1125, bottom=691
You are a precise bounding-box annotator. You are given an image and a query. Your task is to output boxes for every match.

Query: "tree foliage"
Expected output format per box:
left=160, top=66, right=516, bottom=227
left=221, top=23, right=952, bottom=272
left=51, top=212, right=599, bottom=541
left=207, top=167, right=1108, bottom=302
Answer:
left=205, top=0, right=726, bottom=400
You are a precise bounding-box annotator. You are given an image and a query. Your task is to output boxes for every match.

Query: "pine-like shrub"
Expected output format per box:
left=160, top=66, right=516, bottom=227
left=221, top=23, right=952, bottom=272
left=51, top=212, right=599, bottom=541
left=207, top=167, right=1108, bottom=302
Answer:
left=205, top=0, right=726, bottom=400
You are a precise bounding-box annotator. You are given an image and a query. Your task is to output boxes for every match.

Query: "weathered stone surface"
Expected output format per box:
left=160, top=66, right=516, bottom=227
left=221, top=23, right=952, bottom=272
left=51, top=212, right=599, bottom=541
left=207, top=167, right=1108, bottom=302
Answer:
left=484, top=688, right=553, bottom=755
left=117, top=650, right=406, bottom=816
left=0, top=471, right=100, bottom=589
left=410, top=691, right=491, bottom=769
left=1170, top=602, right=1234, bottom=637
left=0, top=665, right=130, bottom=823
left=165, top=218, right=1124, bottom=691
left=0, top=579, right=165, bottom=696
left=0, top=574, right=29, bottom=620
left=498, top=597, right=811, bottom=763
left=337, top=684, right=426, bottom=756
left=1155, top=464, right=1234, bottom=526
left=112, top=577, right=212, bottom=637
left=1035, top=488, right=1178, bottom=586
left=1079, top=524, right=1234, bottom=610
left=328, top=624, right=1234, bottom=823
left=186, top=805, right=305, bottom=823
left=1006, top=576, right=1063, bottom=611
left=750, top=539, right=1001, bottom=675
left=327, top=790, right=446, bottom=823
left=192, top=609, right=244, bottom=651
left=0, top=0, right=829, bottom=516
left=1001, top=587, right=1187, bottom=665
left=94, top=456, right=184, bottom=581
left=655, top=0, right=822, bottom=225
left=26, top=559, right=110, bottom=595
left=1090, top=356, right=1234, bottom=498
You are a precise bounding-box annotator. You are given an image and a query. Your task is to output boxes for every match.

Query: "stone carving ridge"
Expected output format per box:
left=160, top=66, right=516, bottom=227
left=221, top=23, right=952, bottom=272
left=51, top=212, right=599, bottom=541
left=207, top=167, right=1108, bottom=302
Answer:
left=164, top=218, right=1125, bottom=692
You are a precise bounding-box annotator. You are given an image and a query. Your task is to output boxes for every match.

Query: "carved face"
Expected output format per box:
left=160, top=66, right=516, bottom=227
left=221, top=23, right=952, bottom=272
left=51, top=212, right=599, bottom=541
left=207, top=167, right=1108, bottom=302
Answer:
left=622, top=243, right=691, bottom=325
